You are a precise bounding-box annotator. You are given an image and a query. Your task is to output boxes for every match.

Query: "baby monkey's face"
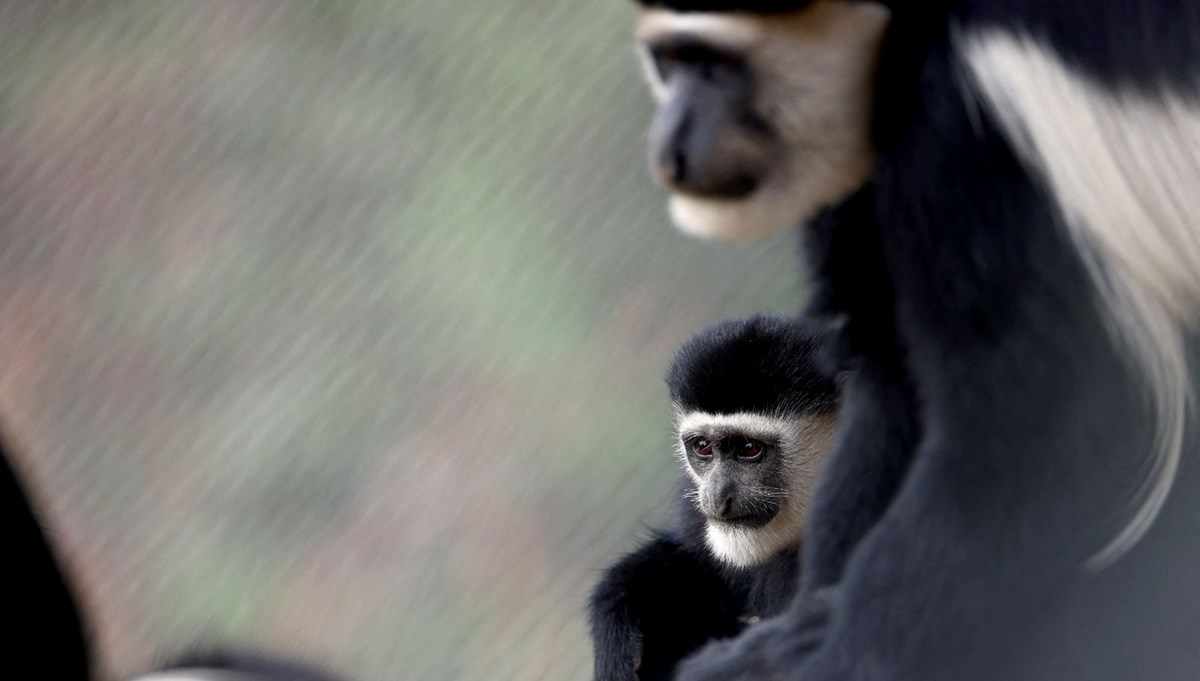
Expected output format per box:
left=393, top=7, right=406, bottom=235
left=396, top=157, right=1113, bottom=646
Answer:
left=681, top=427, right=785, bottom=527
left=665, top=314, right=841, bottom=565
left=676, top=410, right=835, bottom=567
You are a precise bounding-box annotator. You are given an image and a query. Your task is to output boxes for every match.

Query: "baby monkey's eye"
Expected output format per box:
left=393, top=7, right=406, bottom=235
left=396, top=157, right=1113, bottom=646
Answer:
left=739, top=439, right=764, bottom=460
left=688, top=437, right=713, bottom=458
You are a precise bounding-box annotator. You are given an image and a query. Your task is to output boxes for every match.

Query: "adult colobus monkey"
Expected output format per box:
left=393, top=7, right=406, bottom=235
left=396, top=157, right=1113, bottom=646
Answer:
left=626, top=1, right=1200, bottom=680
left=3, top=433, right=346, bottom=681
left=589, top=315, right=838, bottom=681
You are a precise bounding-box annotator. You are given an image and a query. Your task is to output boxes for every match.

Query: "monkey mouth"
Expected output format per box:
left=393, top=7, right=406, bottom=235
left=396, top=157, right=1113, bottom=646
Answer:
left=708, top=509, right=777, bottom=529
left=668, top=172, right=763, bottom=200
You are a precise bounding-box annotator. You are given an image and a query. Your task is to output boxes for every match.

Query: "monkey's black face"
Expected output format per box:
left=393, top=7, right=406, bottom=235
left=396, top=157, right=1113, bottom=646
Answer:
left=683, top=433, right=784, bottom=528
left=645, top=39, right=778, bottom=200
left=636, top=2, right=890, bottom=240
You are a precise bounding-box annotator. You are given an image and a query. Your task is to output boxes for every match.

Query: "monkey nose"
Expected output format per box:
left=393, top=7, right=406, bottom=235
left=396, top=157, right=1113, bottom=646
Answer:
left=717, top=494, right=737, bottom=519
left=655, top=138, right=762, bottom=199
left=659, top=145, right=687, bottom=186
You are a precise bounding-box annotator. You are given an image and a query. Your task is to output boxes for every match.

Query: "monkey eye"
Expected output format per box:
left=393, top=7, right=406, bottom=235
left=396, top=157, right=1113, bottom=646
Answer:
left=648, top=42, right=743, bottom=84
left=738, top=439, right=764, bottom=460
left=650, top=49, right=676, bottom=82
left=688, top=437, right=713, bottom=458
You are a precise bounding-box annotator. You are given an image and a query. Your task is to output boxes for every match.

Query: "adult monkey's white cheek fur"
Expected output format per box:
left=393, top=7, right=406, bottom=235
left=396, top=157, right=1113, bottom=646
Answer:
left=637, top=2, right=890, bottom=242
left=961, top=30, right=1200, bottom=569
left=669, top=193, right=806, bottom=243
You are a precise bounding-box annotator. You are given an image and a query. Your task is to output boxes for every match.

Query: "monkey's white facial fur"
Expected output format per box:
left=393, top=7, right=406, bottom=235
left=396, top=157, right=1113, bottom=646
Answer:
left=637, top=2, right=890, bottom=241
left=676, top=410, right=836, bottom=567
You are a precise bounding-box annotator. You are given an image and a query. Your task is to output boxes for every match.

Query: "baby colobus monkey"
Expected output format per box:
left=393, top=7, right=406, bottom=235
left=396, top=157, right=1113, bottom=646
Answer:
left=589, top=314, right=837, bottom=681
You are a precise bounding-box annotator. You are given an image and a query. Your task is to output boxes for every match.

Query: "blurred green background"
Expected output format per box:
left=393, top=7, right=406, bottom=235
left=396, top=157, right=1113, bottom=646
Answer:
left=0, top=2, right=803, bottom=680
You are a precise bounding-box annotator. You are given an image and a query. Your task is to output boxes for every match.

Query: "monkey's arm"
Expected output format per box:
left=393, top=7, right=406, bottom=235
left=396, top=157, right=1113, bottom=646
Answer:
left=790, top=354, right=916, bottom=649
left=589, top=532, right=742, bottom=681
left=798, top=184, right=918, bottom=594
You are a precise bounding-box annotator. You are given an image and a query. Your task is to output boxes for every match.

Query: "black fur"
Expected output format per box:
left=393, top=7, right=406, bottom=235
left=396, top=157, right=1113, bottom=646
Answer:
left=589, top=316, right=834, bottom=681
left=667, top=315, right=837, bottom=418
left=589, top=522, right=766, bottom=681
left=3, top=437, right=91, bottom=680
left=666, top=2, right=1200, bottom=680
left=963, top=0, right=1200, bottom=94
left=1, top=431, right=348, bottom=681
left=795, top=186, right=919, bottom=598
left=588, top=483, right=800, bottom=681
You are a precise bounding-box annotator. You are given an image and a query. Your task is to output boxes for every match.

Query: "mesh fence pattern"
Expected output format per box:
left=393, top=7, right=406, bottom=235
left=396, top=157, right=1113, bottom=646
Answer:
left=0, top=3, right=805, bottom=679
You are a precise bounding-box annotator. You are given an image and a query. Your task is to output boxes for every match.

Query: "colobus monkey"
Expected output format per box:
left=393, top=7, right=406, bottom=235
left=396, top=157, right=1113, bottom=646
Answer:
left=2, top=431, right=346, bottom=681
left=589, top=314, right=837, bottom=681
left=624, top=1, right=1200, bottom=680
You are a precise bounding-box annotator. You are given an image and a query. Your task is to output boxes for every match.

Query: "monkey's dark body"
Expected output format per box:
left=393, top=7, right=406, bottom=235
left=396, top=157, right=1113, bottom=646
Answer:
left=795, top=187, right=917, bottom=599
left=667, top=1, right=1200, bottom=680
left=589, top=488, right=798, bottom=681
left=3, top=441, right=92, bottom=679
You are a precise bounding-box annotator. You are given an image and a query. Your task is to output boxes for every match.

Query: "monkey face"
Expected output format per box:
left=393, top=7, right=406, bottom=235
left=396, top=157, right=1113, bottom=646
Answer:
left=682, top=431, right=786, bottom=527
left=635, top=1, right=890, bottom=240
left=676, top=410, right=835, bottom=567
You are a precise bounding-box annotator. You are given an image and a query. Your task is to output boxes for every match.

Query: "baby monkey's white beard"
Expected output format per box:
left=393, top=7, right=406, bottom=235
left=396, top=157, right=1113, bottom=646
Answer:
left=676, top=410, right=834, bottom=566
left=705, top=500, right=805, bottom=567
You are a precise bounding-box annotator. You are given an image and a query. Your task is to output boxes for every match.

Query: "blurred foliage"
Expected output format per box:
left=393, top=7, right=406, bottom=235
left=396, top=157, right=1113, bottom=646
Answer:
left=0, top=2, right=804, bottom=680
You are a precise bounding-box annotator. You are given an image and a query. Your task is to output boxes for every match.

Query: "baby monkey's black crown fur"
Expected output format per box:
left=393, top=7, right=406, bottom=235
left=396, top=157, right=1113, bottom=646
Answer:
left=667, top=314, right=837, bottom=417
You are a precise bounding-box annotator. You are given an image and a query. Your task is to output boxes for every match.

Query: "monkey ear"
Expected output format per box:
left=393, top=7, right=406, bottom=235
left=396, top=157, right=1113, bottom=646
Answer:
left=812, top=316, right=854, bottom=380
left=772, top=312, right=844, bottom=382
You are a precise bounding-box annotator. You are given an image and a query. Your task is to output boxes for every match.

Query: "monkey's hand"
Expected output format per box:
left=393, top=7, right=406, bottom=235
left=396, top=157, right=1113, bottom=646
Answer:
left=674, top=587, right=837, bottom=681
left=592, top=626, right=642, bottom=681
left=674, top=638, right=775, bottom=681
left=673, top=610, right=799, bottom=681
left=790, top=586, right=836, bottom=654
